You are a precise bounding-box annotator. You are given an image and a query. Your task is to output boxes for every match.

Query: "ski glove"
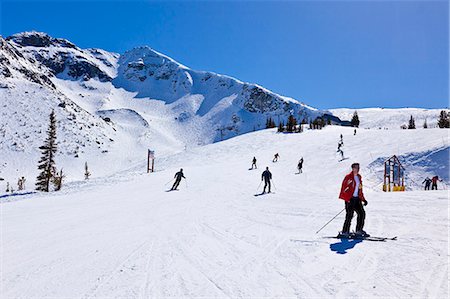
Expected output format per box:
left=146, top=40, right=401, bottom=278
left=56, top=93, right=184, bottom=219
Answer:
left=363, top=200, right=368, bottom=206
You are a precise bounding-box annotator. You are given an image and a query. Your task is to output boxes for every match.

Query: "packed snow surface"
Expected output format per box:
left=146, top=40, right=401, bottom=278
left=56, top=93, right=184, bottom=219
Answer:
left=1, top=126, right=449, bottom=298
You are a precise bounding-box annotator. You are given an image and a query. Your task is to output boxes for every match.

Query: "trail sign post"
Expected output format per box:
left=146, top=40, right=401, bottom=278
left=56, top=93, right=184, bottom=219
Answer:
left=147, top=150, right=155, bottom=173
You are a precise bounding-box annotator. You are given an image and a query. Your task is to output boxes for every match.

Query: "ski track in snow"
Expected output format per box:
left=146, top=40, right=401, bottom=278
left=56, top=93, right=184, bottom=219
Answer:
left=1, top=126, right=449, bottom=298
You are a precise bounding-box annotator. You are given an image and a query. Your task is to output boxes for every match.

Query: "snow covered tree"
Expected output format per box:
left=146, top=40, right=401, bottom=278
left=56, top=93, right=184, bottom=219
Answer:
left=84, top=162, right=91, bottom=180
left=36, top=110, right=57, bottom=192
left=408, top=115, right=416, bottom=129
left=351, top=111, right=360, bottom=128
left=438, top=110, right=449, bottom=128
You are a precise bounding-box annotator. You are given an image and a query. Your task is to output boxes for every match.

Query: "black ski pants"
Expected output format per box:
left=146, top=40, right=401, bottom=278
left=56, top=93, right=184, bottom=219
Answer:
left=432, top=183, right=437, bottom=190
left=263, top=180, right=271, bottom=193
left=342, top=196, right=365, bottom=233
left=172, top=178, right=181, bottom=190
left=425, top=183, right=431, bottom=190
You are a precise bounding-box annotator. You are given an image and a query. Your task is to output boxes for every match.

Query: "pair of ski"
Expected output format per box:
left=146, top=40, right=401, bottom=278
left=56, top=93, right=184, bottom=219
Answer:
left=325, top=233, right=397, bottom=242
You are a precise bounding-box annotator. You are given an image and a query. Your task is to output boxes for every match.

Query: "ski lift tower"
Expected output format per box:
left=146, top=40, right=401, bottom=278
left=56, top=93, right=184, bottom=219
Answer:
left=383, top=155, right=405, bottom=192
left=147, top=149, right=155, bottom=173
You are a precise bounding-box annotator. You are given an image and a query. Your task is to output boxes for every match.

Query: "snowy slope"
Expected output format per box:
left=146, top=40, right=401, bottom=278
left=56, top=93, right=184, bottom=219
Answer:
left=2, top=126, right=448, bottom=298
left=329, top=107, right=447, bottom=129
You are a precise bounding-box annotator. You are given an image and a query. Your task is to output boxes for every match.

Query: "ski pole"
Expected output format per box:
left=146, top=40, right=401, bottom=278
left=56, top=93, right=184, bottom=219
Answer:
left=256, top=181, right=262, bottom=193
left=315, top=208, right=346, bottom=234
left=165, top=178, right=175, bottom=186
left=184, top=178, right=188, bottom=188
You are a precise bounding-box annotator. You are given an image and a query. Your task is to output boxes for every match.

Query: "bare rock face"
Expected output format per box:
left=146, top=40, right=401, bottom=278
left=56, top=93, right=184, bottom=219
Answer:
left=6, top=31, right=115, bottom=82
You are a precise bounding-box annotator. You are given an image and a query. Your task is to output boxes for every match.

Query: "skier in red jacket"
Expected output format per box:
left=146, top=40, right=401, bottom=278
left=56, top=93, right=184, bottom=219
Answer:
left=339, top=163, right=369, bottom=237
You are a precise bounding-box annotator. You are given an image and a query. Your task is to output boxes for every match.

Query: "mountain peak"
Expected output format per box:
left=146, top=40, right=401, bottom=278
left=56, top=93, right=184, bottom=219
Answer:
left=7, top=31, right=76, bottom=49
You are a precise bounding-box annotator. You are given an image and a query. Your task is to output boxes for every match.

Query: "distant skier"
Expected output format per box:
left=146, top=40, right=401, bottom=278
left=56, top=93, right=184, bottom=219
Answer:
left=171, top=168, right=186, bottom=190
left=340, top=134, right=343, bottom=143
left=338, top=163, right=368, bottom=237
left=354, top=129, right=357, bottom=135
left=422, top=177, right=432, bottom=190
left=297, top=158, right=304, bottom=173
left=273, top=153, right=280, bottom=162
left=337, top=140, right=343, bottom=152
left=431, top=176, right=442, bottom=190
left=261, top=167, right=272, bottom=194
left=250, top=157, right=257, bottom=169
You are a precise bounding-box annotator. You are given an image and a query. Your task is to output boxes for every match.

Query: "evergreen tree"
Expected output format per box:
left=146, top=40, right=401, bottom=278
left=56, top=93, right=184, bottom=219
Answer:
left=286, top=115, right=297, bottom=132
left=408, top=115, right=416, bottom=129
left=351, top=111, right=360, bottom=128
left=36, top=110, right=57, bottom=192
left=438, top=110, right=450, bottom=128
left=277, top=121, right=284, bottom=132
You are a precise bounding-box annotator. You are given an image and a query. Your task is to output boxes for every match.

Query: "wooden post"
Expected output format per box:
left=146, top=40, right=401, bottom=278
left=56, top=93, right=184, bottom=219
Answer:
left=147, top=150, right=155, bottom=173
left=147, top=150, right=150, bottom=173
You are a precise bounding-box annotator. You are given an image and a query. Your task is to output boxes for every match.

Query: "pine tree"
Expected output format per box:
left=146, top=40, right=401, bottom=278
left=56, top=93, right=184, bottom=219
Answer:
left=36, top=110, right=57, bottom=192
left=423, top=119, right=428, bottom=129
left=438, top=110, right=449, bottom=128
left=277, top=121, right=284, bottom=132
left=84, top=162, right=91, bottom=180
left=408, top=115, right=416, bottom=129
left=351, top=111, right=360, bottom=128
left=286, top=115, right=297, bottom=132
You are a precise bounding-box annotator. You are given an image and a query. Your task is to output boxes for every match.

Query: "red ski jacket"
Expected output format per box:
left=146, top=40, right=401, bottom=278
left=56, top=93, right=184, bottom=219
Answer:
left=339, top=172, right=365, bottom=202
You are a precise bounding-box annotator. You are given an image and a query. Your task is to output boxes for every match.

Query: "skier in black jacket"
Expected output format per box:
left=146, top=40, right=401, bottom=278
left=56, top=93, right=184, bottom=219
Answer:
left=422, top=177, right=432, bottom=190
left=297, top=158, right=304, bottom=173
left=261, top=167, right=272, bottom=193
left=251, top=157, right=257, bottom=169
left=171, top=168, right=185, bottom=190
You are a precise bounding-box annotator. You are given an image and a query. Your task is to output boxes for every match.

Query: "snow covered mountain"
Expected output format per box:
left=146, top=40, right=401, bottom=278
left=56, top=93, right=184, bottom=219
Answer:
left=0, top=31, right=325, bottom=180
left=1, top=31, right=447, bottom=184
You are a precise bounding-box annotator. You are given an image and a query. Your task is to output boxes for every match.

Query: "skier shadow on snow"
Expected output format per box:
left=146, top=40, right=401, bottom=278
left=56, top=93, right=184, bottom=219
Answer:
left=329, top=238, right=363, bottom=254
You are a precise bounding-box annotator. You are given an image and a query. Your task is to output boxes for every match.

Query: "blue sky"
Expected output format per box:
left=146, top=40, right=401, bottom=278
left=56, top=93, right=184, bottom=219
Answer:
left=1, top=0, right=448, bottom=109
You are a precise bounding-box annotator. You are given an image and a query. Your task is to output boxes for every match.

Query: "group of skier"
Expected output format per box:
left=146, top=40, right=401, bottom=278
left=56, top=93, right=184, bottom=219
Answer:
left=166, top=131, right=443, bottom=239
left=422, top=176, right=442, bottom=190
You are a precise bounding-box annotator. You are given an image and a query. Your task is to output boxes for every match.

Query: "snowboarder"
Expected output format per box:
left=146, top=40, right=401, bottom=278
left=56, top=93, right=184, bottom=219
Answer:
left=338, top=163, right=368, bottom=237
left=273, top=153, right=280, bottom=162
left=431, top=176, right=442, bottom=190
left=250, top=157, right=257, bottom=169
left=261, top=167, right=272, bottom=194
left=297, top=158, right=304, bottom=173
left=422, top=177, right=432, bottom=190
left=171, top=168, right=186, bottom=190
